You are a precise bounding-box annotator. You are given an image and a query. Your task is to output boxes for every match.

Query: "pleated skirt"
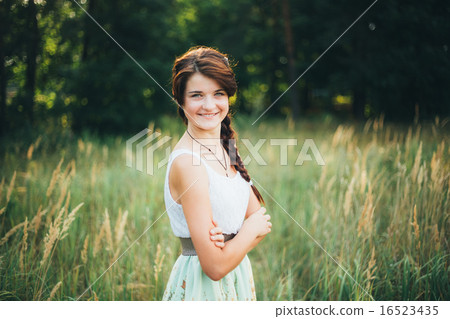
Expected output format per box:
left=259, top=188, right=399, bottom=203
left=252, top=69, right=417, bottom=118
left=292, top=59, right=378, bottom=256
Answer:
left=162, top=254, right=256, bottom=301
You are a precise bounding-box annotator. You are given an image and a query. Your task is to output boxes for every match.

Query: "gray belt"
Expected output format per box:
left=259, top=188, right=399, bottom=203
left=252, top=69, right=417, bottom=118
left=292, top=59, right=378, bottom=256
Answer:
left=179, top=233, right=237, bottom=256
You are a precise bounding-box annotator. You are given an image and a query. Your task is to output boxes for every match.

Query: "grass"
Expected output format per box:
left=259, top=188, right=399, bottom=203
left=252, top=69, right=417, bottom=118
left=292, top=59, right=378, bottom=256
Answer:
left=0, top=114, right=449, bottom=300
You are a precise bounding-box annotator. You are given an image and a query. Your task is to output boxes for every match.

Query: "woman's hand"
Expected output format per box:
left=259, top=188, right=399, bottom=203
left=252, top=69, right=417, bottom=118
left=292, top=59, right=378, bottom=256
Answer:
left=209, top=219, right=225, bottom=248
left=243, top=206, right=272, bottom=238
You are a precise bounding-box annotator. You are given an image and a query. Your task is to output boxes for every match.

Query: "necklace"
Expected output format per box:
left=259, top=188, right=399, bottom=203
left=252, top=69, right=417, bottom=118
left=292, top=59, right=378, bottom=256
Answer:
left=186, top=130, right=229, bottom=177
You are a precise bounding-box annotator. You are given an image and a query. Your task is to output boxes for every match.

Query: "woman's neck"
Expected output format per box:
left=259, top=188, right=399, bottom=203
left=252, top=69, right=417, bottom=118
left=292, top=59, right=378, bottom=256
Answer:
left=185, top=125, right=223, bottom=152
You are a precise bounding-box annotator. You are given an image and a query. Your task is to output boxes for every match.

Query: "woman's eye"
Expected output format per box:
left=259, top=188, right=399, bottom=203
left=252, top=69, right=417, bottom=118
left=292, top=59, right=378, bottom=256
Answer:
left=215, top=92, right=225, bottom=96
left=192, top=94, right=201, bottom=98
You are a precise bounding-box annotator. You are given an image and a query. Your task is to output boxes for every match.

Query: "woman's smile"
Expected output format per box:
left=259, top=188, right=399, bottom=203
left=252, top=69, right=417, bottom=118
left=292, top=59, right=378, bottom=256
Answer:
left=198, top=112, right=220, bottom=118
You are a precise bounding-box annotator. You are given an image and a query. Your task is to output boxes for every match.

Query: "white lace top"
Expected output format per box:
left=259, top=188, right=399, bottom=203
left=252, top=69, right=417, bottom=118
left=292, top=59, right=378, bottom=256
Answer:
left=164, top=148, right=251, bottom=238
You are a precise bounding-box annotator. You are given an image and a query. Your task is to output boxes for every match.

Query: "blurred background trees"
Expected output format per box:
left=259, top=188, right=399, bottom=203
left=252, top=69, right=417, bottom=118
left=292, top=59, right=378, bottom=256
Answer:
left=1, top=0, right=449, bottom=137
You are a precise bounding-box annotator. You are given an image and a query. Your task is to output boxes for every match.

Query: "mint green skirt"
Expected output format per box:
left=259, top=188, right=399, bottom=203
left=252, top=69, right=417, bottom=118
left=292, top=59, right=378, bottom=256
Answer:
left=162, top=254, right=257, bottom=301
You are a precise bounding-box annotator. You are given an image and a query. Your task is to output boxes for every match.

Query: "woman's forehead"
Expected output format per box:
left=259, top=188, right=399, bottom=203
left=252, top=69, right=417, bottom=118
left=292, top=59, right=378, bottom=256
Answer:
left=186, top=73, right=222, bottom=92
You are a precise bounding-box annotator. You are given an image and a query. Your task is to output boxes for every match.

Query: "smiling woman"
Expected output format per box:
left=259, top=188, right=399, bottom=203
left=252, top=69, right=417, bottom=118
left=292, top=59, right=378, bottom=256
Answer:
left=161, top=46, right=272, bottom=301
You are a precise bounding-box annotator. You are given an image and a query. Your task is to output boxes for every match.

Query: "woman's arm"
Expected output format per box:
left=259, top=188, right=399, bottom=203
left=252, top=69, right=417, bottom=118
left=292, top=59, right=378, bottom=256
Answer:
left=245, top=184, right=262, bottom=219
left=171, top=154, right=265, bottom=281
left=225, top=183, right=267, bottom=251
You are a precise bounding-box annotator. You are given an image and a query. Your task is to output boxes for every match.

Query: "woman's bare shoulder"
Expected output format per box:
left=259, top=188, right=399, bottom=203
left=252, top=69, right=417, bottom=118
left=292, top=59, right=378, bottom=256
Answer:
left=170, top=151, right=208, bottom=192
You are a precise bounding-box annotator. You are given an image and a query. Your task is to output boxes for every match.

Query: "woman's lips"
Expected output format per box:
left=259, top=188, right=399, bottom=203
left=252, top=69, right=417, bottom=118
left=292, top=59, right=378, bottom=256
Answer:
left=198, top=112, right=219, bottom=118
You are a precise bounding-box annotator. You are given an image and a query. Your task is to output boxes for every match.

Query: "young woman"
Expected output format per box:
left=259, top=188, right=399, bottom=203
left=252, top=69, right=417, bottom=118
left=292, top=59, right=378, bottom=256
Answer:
left=162, top=46, right=272, bottom=301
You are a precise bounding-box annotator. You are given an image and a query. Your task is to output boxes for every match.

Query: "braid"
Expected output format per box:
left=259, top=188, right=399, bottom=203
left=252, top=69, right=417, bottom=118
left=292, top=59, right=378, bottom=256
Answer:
left=221, top=114, right=265, bottom=205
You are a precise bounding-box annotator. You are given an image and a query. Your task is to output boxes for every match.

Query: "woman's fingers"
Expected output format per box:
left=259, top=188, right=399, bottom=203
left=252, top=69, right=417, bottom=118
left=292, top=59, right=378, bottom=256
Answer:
left=210, top=226, right=222, bottom=235
left=210, top=234, right=225, bottom=242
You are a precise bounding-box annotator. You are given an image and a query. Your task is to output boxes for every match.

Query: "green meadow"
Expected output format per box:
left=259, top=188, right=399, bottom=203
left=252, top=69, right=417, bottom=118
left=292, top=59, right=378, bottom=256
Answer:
left=0, top=115, right=448, bottom=300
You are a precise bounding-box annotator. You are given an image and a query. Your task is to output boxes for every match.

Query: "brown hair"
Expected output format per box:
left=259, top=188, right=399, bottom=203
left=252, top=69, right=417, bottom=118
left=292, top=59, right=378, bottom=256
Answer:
left=172, top=46, right=265, bottom=205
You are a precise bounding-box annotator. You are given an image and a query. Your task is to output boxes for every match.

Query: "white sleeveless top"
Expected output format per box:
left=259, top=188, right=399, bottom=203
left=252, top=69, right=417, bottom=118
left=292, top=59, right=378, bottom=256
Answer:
left=164, top=148, right=251, bottom=238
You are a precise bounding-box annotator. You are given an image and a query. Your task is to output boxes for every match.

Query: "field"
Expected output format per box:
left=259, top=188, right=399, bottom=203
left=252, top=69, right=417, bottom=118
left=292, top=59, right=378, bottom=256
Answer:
left=0, top=114, right=449, bottom=300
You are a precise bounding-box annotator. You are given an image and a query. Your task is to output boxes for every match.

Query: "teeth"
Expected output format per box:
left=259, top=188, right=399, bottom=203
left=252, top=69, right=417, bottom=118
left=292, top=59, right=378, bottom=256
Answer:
left=200, top=113, right=217, bottom=118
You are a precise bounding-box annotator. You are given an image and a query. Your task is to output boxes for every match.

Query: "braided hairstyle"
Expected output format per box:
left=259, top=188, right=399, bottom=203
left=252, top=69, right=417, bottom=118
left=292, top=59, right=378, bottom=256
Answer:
left=172, top=46, right=265, bottom=205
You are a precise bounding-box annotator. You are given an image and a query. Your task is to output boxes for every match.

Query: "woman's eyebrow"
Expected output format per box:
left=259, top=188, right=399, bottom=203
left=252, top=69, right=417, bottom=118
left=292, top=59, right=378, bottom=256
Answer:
left=187, top=89, right=225, bottom=94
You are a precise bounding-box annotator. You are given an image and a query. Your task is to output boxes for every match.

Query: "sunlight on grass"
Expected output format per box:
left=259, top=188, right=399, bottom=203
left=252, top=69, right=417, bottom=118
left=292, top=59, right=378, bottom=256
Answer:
left=0, top=115, right=448, bottom=300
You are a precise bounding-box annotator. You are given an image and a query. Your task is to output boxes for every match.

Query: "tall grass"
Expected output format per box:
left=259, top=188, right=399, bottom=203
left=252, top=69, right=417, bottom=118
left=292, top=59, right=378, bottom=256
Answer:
left=0, top=114, right=448, bottom=300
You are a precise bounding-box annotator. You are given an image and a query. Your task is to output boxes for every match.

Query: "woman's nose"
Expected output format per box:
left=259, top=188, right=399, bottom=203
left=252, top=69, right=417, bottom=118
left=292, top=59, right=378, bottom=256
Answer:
left=202, top=95, right=215, bottom=110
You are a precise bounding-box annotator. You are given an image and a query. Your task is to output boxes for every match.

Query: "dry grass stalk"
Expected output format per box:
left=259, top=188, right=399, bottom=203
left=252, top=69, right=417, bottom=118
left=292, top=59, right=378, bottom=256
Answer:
left=114, top=209, right=128, bottom=246
left=40, top=208, right=65, bottom=266
left=0, top=221, right=25, bottom=246
left=61, top=160, right=73, bottom=181
left=318, top=166, right=327, bottom=189
left=358, top=185, right=375, bottom=237
left=366, top=247, right=377, bottom=290
left=103, top=209, right=114, bottom=253
left=431, top=224, right=440, bottom=251
left=361, top=143, right=372, bottom=173
left=47, top=281, right=62, bottom=301
left=46, top=179, right=69, bottom=225
left=411, top=205, right=420, bottom=250
left=60, top=202, right=84, bottom=240
left=373, top=118, right=379, bottom=132
left=392, top=131, right=398, bottom=145
left=411, top=142, right=422, bottom=183
left=27, top=136, right=42, bottom=160
left=113, top=209, right=128, bottom=260
left=417, top=163, right=426, bottom=191
left=81, top=235, right=89, bottom=264
left=5, top=170, right=17, bottom=209
left=56, top=180, right=69, bottom=211
left=31, top=205, right=48, bottom=235
left=363, top=119, right=372, bottom=134
left=46, top=157, right=64, bottom=198
left=430, top=151, right=442, bottom=188
left=102, top=145, right=109, bottom=160
left=0, top=207, right=5, bottom=216
left=332, top=125, right=343, bottom=148
left=326, top=176, right=336, bottom=194
left=0, top=177, right=5, bottom=201
left=360, top=170, right=367, bottom=194
left=373, top=114, right=384, bottom=132
left=27, top=144, right=34, bottom=160
left=343, top=177, right=355, bottom=217
left=86, top=142, right=93, bottom=157
left=69, top=159, right=76, bottom=177
left=93, top=222, right=105, bottom=257
left=63, top=191, right=71, bottom=219
left=384, top=126, right=391, bottom=145
left=78, top=139, right=85, bottom=152
left=414, top=124, right=421, bottom=141
left=153, top=243, right=165, bottom=283
left=19, top=217, right=28, bottom=272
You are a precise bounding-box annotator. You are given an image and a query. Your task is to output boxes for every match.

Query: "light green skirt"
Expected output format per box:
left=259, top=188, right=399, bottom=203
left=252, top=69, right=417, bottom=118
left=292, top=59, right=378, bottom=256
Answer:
left=162, top=254, right=257, bottom=301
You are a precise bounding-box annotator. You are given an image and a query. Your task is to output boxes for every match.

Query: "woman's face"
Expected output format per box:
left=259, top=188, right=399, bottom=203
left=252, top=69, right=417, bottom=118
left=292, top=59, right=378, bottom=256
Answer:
left=183, top=72, right=229, bottom=132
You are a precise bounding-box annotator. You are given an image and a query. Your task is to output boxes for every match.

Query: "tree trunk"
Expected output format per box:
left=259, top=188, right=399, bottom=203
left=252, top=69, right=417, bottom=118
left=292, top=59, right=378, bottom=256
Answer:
left=82, top=0, right=95, bottom=62
left=0, top=0, right=12, bottom=136
left=24, top=0, right=39, bottom=128
left=281, top=0, right=300, bottom=120
left=351, top=22, right=367, bottom=120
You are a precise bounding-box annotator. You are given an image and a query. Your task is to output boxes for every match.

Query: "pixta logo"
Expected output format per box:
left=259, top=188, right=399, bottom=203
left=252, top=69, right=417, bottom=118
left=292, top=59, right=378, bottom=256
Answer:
left=126, top=129, right=172, bottom=176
